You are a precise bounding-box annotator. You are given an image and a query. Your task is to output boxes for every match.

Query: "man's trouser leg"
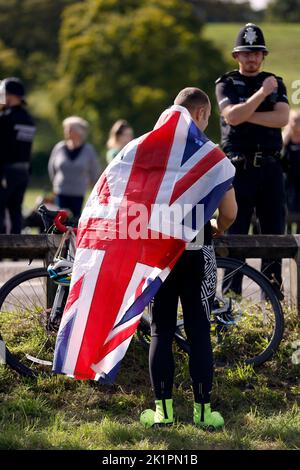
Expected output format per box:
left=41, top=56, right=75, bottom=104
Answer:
left=6, top=167, right=29, bottom=234
left=179, top=248, right=215, bottom=403
left=149, top=261, right=179, bottom=400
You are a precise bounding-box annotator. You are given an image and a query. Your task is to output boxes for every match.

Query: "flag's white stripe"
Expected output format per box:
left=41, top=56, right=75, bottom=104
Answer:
left=179, top=140, right=217, bottom=173
left=70, top=247, right=101, bottom=286
left=62, top=250, right=106, bottom=374
left=105, top=265, right=167, bottom=344
left=106, top=138, right=139, bottom=197
left=148, top=159, right=234, bottom=241
left=92, top=336, right=133, bottom=375
left=111, top=263, right=155, bottom=331
left=59, top=298, right=79, bottom=332
left=170, top=158, right=234, bottom=208
left=80, top=139, right=139, bottom=220
left=56, top=248, right=103, bottom=349
left=152, top=107, right=217, bottom=208
left=106, top=311, right=144, bottom=344
left=159, top=266, right=172, bottom=282
left=157, top=139, right=217, bottom=205
left=153, top=111, right=190, bottom=205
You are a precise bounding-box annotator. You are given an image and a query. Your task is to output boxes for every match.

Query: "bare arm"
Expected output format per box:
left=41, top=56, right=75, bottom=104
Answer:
left=211, top=188, right=238, bottom=237
left=247, top=102, right=289, bottom=128
left=222, top=75, right=279, bottom=126
left=222, top=89, right=266, bottom=126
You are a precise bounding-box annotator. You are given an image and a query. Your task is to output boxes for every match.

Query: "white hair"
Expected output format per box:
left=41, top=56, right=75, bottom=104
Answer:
left=63, top=116, right=89, bottom=141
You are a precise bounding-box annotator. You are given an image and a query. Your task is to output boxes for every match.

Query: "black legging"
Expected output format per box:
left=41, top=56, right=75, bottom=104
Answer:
left=149, top=246, right=217, bottom=404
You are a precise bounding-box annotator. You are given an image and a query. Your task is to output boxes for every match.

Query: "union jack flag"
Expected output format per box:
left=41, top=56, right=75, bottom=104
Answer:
left=52, top=105, right=235, bottom=382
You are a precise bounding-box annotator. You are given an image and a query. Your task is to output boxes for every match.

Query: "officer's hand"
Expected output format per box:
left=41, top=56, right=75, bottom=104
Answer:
left=261, top=76, right=278, bottom=97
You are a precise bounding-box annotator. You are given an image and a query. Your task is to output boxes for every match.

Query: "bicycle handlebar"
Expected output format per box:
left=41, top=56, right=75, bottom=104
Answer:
left=54, top=211, right=78, bottom=234
left=37, top=204, right=78, bottom=234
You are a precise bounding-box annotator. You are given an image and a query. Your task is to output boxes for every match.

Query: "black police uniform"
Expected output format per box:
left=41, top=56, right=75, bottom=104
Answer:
left=0, top=79, right=36, bottom=234
left=215, top=24, right=289, bottom=293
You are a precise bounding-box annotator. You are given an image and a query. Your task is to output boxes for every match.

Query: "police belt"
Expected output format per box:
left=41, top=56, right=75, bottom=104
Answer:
left=228, top=151, right=281, bottom=168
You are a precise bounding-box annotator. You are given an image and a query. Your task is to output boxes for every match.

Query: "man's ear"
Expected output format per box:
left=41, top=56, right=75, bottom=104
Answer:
left=195, top=106, right=205, bottom=122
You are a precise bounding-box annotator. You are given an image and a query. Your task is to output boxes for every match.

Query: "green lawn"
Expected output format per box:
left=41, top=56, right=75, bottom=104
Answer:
left=1, top=306, right=300, bottom=450
left=203, top=23, right=300, bottom=104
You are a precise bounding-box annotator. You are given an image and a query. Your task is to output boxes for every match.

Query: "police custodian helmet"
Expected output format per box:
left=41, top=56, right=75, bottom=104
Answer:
left=232, top=23, right=269, bottom=54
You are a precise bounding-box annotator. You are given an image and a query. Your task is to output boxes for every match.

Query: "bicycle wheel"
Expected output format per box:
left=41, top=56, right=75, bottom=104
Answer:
left=0, top=268, right=64, bottom=377
left=214, top=257, right=284, bottom=366
left=138, top=257, right=284, bottom=367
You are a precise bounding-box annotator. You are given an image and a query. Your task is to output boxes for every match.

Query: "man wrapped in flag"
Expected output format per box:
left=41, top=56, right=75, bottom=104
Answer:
left=53, top=87, right=236, bottom=429
left=140, top=88, right=237, bottom=430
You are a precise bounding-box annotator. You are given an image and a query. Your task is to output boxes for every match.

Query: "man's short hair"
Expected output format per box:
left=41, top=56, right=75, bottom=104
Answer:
left=174, top=87, right=209, bottom=112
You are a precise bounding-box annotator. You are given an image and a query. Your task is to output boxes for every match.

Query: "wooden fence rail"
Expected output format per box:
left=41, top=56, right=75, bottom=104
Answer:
left=1, top=234, right=300, bottom=311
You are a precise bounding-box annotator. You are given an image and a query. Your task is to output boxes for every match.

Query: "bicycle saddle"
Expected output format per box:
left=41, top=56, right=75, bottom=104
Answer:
left=37, top=204, right=61, bottom=232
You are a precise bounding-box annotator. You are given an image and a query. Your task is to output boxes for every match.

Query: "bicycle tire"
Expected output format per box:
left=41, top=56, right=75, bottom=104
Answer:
left=214, top=257, right=284, bottom=366
left=0, top=267, right=55, bottom=377
left=139, top=257, right=284, bottom=367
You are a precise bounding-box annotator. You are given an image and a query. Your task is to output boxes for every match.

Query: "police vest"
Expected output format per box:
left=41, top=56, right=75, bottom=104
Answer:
left=215, top=70, right=288, bottom=153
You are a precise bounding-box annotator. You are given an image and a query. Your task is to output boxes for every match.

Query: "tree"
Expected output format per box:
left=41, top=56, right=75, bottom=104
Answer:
left=0, top=0, right=83, bottom=87
left=0, top=0, right=82, bottom=60
left=53, top=0, right=228, bottom=150
left=0, top=41, right=22, bottom=80
left=266, top=0, right=300, bottom=22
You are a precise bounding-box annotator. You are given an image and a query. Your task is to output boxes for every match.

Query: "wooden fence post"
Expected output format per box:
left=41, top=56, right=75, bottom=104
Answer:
left=44, top=237, right=60, bottom=308
left=290, top=234, right=300, bottom=314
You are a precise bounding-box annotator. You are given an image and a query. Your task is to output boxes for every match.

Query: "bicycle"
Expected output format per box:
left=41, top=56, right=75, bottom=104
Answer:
left=0, top=205, right=284, bottom=378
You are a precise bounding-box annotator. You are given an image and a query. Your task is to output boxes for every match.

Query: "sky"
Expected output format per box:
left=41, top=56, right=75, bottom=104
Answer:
left=248, top=0, right=271, bottom=10
left=234, top=0, right=272, bottom=10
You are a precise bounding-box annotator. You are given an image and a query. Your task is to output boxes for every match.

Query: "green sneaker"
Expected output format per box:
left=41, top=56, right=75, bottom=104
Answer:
left=193, top=402, right=224, bottom=431
left=140, top=399, right=173, bottom=428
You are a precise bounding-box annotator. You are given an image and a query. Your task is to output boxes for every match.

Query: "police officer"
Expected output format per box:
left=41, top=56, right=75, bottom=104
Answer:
left=0, top=77, right=36, bottom=234
left=215, top=23, right=289, bottom=297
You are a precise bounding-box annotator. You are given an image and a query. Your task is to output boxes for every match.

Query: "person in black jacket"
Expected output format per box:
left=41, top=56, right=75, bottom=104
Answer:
left=0, top=77, right=36, bottom=234
left=215, top=23, right=290, bottom=298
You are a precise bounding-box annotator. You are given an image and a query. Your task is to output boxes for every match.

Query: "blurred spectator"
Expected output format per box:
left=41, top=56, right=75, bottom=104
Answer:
left=48, top=116, right=101, bottom=218
left=282, top=110, right=300, bottom=233
left=106, top=119, right=134, bottom=164
left=0, top=77, right=36, bottom=234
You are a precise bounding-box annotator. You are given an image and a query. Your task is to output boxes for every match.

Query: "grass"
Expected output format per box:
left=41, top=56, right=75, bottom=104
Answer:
left=203, top=23, right=300, bottom=103
left=1, top=305, right=300, bottom=450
